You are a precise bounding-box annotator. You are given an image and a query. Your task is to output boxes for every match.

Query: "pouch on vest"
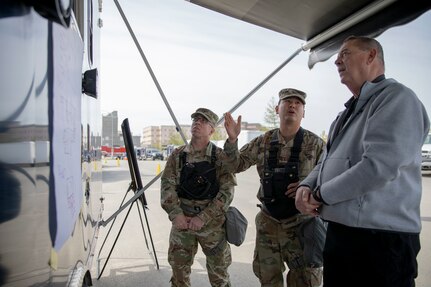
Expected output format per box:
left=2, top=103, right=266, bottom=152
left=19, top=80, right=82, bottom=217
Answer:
left=177, top=161, right=218, bottom=200
left=263, top=163, right=299, bottom=219
left=177, top=143, right=219, bottom=200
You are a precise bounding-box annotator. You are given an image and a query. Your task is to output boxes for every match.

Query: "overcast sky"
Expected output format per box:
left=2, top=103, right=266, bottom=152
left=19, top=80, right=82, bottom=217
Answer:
left=100, top=0, right=431, bottom=136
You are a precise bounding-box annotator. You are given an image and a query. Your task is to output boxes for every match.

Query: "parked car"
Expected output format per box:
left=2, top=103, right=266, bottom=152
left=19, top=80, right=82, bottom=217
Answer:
left=145, top=148, right=164, bottom=160
left=152, top=151, right=164, bottom=160
left=136, top=148, right=146, bottom=160
left=422, top=133, right=431, bottom=170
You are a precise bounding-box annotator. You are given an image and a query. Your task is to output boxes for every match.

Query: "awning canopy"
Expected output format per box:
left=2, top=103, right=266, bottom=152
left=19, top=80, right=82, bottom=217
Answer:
left=187, top=0, right=431, bottom=68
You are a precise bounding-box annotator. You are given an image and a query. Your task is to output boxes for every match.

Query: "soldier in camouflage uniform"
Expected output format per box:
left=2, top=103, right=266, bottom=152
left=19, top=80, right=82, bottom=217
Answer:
left=224, top=88, right=325, bottom=287
left=161, top=108, right=236, bottom=287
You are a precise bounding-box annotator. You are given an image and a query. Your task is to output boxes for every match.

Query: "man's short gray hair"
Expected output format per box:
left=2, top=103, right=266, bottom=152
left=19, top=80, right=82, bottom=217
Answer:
left=344, top=36, right=385, bottom=67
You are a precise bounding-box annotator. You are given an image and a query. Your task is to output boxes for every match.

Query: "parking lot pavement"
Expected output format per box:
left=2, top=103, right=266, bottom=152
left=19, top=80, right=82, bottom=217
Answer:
left=94, top=159, right=261, bottom=286
left=92, top=160, right=431, bottom=286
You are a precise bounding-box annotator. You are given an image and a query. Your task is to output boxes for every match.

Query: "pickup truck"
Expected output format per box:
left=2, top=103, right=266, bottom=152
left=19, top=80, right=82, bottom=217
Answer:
left=146, top=148, right=164, bottom=161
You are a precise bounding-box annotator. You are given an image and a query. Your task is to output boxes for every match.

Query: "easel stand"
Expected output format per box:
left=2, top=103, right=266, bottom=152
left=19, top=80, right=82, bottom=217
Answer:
left=97, top=175, right=161, bottom=279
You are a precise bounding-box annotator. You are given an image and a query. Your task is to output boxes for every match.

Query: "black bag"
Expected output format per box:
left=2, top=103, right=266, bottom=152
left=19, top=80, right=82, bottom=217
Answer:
left=225, top=206, right=248, bottom=246
left=297, top=216, right=327, bottom=268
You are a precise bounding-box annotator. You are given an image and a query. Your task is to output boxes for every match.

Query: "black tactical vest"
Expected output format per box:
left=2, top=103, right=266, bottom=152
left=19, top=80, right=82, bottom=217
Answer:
left=260, top=128, right=304, bottom=220
left=177, top=143, right=219, bottom=200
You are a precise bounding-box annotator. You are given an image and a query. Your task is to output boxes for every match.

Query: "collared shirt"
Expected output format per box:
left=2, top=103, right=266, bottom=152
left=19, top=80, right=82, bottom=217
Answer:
left=342, top=96, right=358, bottom=127
left=329, top=74, right=386, bottom=148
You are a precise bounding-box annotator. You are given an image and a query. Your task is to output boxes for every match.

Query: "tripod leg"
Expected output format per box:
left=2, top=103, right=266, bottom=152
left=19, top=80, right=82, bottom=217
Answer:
left=97, top=183, right=133, bottom=260
left=142, top=205, right=160, bottom=270
left=97, top=201, right=134, bottom=280
left=136, top=201, right=150, bottom=250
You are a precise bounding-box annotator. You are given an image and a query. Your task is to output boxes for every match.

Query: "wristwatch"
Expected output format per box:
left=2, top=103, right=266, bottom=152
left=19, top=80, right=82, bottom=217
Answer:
left=312, top=186, right=324, bottom=203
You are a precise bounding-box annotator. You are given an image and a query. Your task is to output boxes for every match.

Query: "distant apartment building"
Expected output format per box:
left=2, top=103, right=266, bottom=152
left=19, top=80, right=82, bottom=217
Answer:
left=142, top=125, right=191, bottom=148
left=103, top=109, right=265, bottom=149
left=141, top=121, right=262, bottom=149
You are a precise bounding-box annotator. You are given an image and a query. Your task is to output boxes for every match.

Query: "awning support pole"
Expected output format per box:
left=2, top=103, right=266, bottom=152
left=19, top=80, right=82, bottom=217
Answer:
left=218, top=47, right=303, bottom=125
left=113, top=0, right=188, bottom=144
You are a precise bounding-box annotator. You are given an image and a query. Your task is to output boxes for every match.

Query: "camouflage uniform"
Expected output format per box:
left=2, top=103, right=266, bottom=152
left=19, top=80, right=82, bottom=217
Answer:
left=161, top=142, right=237, bottom=287
left=224, top=128, right=324, bottom=287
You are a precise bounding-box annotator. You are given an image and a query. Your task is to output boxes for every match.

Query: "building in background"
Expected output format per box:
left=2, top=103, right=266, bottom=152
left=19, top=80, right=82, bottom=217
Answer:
left=101, top=113, right=265, bottom=151
left=142, top=125, right=192, bottom=148
left=102, top=111, right=121, bottom=147
left=102, top=111, right=140, bottom=157
left=141, top=121, right=263, bottom=149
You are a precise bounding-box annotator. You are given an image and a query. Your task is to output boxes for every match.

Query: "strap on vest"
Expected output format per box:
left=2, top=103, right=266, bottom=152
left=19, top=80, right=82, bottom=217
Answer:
left=262, top=128, right=304, bottom=200
left=289, top=127, right=304, bottom=165
left=179, top=142, right=217, bottom=169
left=268, top=127, right=303, bottom=169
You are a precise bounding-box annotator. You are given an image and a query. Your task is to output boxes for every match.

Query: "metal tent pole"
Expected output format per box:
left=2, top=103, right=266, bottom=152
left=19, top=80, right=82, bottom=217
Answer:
left=113, top=0, right=188, bottom=145
left=217, top=47, right=303, bottom=125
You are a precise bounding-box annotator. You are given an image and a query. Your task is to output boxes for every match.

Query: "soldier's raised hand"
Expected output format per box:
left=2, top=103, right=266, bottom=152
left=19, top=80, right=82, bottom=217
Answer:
left=224, top=112, right=242, bottom=143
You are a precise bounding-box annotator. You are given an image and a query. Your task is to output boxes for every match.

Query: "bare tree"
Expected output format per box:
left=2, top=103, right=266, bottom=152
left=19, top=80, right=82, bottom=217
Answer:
left=264, top=96, right=279, bottom=129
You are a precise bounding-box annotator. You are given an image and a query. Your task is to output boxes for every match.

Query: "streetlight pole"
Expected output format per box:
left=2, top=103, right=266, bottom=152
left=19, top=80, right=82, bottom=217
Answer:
left=111, top=112, right=114, bottom=158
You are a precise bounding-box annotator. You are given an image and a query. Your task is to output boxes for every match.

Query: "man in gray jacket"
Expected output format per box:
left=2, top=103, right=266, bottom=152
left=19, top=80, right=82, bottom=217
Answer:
left=295, top=36, right=430, bottom=287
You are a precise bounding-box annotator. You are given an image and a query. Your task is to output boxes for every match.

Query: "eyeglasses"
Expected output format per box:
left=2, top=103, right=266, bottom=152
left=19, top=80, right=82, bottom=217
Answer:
left=192, top=116, right=209, bottom=124
left=336, top=49, right=368, bottom=61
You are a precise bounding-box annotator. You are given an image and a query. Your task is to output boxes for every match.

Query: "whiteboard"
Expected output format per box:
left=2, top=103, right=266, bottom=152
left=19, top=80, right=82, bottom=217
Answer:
left=52, top=22, right=83, bottom=251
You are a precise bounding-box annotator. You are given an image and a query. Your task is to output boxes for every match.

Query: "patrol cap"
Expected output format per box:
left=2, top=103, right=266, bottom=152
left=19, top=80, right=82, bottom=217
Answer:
left=279, top=88, right=306, bottom=104
left=191, top=108, right=219, bottom=127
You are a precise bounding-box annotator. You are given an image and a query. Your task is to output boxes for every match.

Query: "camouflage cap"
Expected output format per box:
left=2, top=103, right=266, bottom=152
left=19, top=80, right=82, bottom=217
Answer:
left=191, top=108, right=219, bottom=127
left=279, top=88, right=306, bottom=104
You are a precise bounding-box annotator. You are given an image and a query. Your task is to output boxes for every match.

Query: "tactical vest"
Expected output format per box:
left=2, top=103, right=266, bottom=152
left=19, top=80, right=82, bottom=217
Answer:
left=260, top=128, right=304, bottom=220
left=176, top=143, right=220, bottom=200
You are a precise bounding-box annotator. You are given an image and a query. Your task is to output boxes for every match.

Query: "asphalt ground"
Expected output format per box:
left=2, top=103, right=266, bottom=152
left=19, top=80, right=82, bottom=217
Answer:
left=92, top=159, right=431, bottom=286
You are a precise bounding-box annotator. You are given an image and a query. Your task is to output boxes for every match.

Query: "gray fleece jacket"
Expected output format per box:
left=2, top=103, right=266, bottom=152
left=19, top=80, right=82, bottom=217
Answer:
left=301, top=78, right=429, bottom=233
